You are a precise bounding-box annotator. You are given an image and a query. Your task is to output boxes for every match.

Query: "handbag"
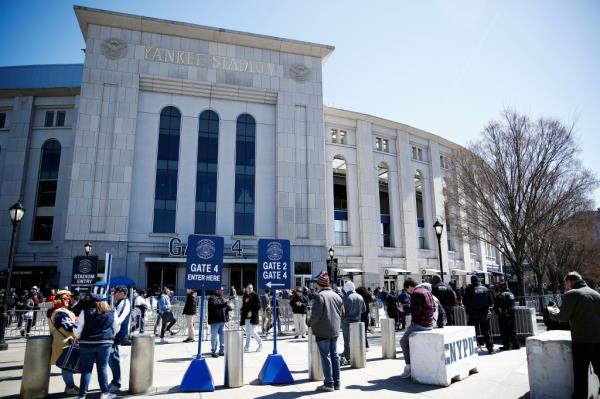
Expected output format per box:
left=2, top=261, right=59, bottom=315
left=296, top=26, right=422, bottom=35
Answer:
left=56, top=342, right=81, bottom=373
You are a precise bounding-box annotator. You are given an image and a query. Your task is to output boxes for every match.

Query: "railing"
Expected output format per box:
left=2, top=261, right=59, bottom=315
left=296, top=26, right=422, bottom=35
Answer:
left=515, top=294, right=564, bottom=314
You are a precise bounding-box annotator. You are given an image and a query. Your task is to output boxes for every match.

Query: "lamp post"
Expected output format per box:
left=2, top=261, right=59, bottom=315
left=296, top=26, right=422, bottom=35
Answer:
left=84, top=242, right=92, bottom=257
left=0, top=201, right=26, bottom=351
left=433, top=219, right=444, bottom=283
left=328, top=247, right=335, bottom=287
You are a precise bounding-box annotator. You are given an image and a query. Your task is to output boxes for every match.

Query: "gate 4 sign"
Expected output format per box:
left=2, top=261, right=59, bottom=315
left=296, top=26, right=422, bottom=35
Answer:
left=258, top=239, right=291, bottom=290
left=185, top=235, right=224, bottom=290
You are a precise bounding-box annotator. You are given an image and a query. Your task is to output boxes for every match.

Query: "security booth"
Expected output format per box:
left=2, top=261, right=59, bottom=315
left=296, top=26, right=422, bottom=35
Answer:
left=450, top=269, right=469, bottom=289
left=421, top=268, right=447, bottom=283
left=383, top=267, right=410, bottom=293
left=338, top=267, right=363, bottom=286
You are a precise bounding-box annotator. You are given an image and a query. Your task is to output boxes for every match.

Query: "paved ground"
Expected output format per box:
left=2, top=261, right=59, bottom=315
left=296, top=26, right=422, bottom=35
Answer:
left=0, top=327, right=532, bottom=399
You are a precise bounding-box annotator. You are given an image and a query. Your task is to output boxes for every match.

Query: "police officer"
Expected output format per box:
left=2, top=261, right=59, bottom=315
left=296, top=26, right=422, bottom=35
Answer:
left=494, top=281, right=520, bottom=350
left=463, top=275, right=495, bottom=354
left=431, top=275, right=457, bottom=326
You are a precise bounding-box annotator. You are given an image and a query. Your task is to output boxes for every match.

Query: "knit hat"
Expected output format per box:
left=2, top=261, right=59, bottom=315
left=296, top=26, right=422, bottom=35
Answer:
left=91, top=281, right=108, bottom=301
left=471, top=275, right=480, bottom=285
left=344, top=281, right=355, bottom=293
left=316, top=271, right=330, bottom=287
left=416, top=283, right=432, bottom=292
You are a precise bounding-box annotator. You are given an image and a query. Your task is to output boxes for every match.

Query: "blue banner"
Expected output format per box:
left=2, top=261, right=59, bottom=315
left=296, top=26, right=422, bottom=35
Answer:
left=185, top=235, right=224, bottom=290
left=258, top=239, right=291, bottom=290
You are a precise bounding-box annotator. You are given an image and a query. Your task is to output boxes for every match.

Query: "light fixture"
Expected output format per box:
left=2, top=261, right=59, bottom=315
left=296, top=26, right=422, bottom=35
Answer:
left=8, top=202, right=25, bottom=224
left=433, top=219, right=444, bottom=237
left=84, top=242, right=92, bottom=257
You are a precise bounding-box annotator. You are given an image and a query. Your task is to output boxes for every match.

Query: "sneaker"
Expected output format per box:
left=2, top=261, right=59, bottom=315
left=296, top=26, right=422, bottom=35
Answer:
left=108, top=383, right=120, bottom=393
left=244, top=347, right=251, bottom=352
left=211, top=352, right=218, bottom=358
left=334, top=385, right=341, bottom=390
left=316, top=384, right=334, bottom=392
left=488, top=349, right=495, bottom=355
left=20, top=330, right=25, bottom=337
left=399, top=365, right=411, bottom=378
left=301, top=335, right=306, bottom=338
left=170, top=330, right=176, bottom=336
left=160, top=338, right=168, bottom=344
left=100, top=393, right=117, bottom=399
left=218, top=351, right=224, bottom=356
left=64, top=385, right=79, bottom=395
left=257, top=345, right=263, bottom=352
left=294, top=335, right=299, bottom=339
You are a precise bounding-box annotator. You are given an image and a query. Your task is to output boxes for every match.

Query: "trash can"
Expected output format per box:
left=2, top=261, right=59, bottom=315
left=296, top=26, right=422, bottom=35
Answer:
left=349, top=322, right=366, bottom=369
left=308, top=328, right=324, bottom=381
left=381, top=318, right=396, bottom=359
left=20, top=336, right=52, bottom=399
left=224, top=330, right=244, bottom=388
left=129, top=334, right=155, bottom=394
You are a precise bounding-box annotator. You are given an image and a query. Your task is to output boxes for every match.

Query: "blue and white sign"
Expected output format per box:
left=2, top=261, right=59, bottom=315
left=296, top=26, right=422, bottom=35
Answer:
left=258, top=239, right=291, bottom=290
left=185, top=235, right=224, bottom=290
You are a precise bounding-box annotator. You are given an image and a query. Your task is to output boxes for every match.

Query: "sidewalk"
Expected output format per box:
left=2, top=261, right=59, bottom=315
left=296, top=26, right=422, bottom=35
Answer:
left=0, top=331, right=530, bottom=398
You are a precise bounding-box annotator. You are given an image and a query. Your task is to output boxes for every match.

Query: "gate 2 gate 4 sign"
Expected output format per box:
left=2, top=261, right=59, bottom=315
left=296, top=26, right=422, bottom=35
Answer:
left=185, top=235, right=224, bottom=290
left=258, top=239, right=291, bottom=290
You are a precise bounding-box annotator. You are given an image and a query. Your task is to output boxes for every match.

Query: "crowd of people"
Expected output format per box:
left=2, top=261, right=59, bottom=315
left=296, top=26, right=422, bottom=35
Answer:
left=1, top=270, right=598, bottom=397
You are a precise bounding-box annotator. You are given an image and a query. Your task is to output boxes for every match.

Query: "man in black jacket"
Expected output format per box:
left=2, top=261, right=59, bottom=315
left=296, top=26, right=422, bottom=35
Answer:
left=182, top=289, right=197, bottom=343
left=208, top=287, right=233, bottom=357
left=290, top=287, right=308, bottom=338
left=494, top=282, right=520, bottom=350
left=463, top=275, right=495, bottom=354
left=432, top=275, right=457, bottom=326
left=241, top=284, right=262, bottom=352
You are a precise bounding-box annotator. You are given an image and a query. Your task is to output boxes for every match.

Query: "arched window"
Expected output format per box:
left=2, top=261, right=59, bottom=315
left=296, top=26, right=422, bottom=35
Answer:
left=333, top=155, right=348, bottom=245
left=378, top=163, right=391, bottom=247
left=32, top=139, right=61, bottom=240
left=234, top=114, right=256, bottom=235
left=153, top=106, right=181, bottom=233
left=195, top=110, right=219, bottom=234
left=415, top=170, right=428, bottom=249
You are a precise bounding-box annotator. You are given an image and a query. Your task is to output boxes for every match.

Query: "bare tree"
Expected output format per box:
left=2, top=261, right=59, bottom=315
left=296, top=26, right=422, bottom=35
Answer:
left=447, top=110, right=598, bottom=295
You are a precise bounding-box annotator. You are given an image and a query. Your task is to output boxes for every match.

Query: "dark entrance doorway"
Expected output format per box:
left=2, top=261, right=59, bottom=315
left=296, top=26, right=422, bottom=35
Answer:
left=146, top=262, right=178, bottom=295
left=229, top=263, right=257, bottom=294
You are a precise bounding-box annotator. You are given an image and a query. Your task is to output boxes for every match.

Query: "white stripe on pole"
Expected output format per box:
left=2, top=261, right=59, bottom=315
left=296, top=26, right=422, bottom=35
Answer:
left=105, top=252, right=113, bottom=285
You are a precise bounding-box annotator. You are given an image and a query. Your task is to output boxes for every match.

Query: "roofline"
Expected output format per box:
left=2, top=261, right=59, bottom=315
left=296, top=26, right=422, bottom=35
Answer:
left=0, top=87, right=80, bottom=98
left=0, top=63, right=84, bottom=69
left=74, top=5, right=335, bottom=60
left=324, top=106, right=461, bottom=150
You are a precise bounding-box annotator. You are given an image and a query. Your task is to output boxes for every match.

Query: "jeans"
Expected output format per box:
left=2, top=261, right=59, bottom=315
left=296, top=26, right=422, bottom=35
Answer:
left=185, top=315, right=195, bottom=340
left=341, top=322, right=354, bottom=360
left=160, top=311, right=176, bottom=338
left=210, top=322, right=225, bottom=354
left=79, top=343, right=112, bottom=396
left=399, top=323, right=432, bottom=365
left=316, top=336, right=340, bottom=388
left=108, top=343, right=121, bottom=387
left=62, top=368, right=74, bottom=386
left=244, top=319, right=262, bottom=349
left=135, top=315, right=145, bottom=333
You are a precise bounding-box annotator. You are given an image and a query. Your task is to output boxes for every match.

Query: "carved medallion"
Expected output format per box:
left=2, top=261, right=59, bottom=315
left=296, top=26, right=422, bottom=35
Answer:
left=289, top=64, right=310, bottom=83
left=101, top=38, right=128, bottom=60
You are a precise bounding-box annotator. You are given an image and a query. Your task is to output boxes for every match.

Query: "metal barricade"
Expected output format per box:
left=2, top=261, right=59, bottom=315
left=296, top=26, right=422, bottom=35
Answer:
left=20, top=336, right=52, bottom=399
left=380, top=318, right=396, bottom=359
left=514, top=306, right=537, bottom=337
left=224, top=330, right=244, bottom=388
left=129, top=334, right=155, bottom=394
left=453, top=306, right=467, bottom=326
left=349, top=322, right=366, bottom=369
left=307, top=327, right=324, bottom=381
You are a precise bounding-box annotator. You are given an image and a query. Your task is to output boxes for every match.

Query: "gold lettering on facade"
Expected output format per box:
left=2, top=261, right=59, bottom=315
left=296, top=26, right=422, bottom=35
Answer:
left=142, top=46, right=277, bottom=76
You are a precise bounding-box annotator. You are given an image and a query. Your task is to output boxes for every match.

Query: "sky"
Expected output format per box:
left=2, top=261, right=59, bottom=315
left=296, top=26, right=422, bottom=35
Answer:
left=2, top=0, right=599, bottom=206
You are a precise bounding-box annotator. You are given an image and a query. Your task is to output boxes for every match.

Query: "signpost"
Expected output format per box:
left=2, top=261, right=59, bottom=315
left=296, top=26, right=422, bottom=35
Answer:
left=257, top=239, right=294, bottom=385
left=71, top=255, right=99, bottom=292
left=180, top=235, right=224, bottom=393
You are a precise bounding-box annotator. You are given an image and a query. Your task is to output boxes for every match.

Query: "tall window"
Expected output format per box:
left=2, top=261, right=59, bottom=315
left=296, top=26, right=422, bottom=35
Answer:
left=234, top=114, right=256, bottom=235
left=0, top=112, right=6, bottom=128
left=415, top=170, right=428, bottom=249
left=378, top=163, right=391, bottom=247
left=195, top=110, right=219, bottom=234
left=333, top=155, right=349, bottom=245
left=153, top=106, right=181, bottom=233
left=32, top=139, right=61, bottom=240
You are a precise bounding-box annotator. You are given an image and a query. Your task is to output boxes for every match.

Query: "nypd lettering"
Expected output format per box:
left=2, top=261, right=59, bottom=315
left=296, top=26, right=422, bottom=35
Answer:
left=444, top=336, right=478, bottom=365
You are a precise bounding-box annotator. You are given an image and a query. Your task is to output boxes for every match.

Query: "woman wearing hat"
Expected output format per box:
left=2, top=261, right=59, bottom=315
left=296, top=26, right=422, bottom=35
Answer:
left=47, top=290, right=79, bottom=394
left=73, top=282, right=118, bottom=399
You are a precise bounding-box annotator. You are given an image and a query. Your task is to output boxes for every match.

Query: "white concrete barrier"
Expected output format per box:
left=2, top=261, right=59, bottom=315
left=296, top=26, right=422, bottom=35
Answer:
left=526, top=330, right=599, bottom=399
left=409, top=326, right=479, bottom=386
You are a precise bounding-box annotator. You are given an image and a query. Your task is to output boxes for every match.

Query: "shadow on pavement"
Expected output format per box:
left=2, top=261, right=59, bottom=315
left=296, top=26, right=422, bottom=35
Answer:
left=158, top=357, right=193, bottom=363
left=346, top=376, right=443, bottom=395
left=0, top=365, right=23, bottom=372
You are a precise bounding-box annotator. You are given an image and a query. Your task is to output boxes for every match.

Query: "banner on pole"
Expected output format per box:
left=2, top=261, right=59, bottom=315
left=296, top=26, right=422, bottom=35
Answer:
left=185, top=235, right=224, bottom=290
left=258, top=239, right=291, bottom=290
left=71, top=256, right=99, bottom=292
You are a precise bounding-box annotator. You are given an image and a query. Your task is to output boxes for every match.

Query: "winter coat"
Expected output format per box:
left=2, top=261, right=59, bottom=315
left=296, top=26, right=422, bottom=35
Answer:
left=240, top=292, right=261, bottom=325
left=309, top=287, right=344, bottom=339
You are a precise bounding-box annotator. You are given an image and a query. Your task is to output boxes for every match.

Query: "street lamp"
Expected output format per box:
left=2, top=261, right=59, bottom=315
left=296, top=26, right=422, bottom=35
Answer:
left=433, top=219, right=444, bottom=283
left=84, top=242, right=92, bottom=257
left=328, top=247, right=335, bottom=287
left=0, top=201, right=26, bottom=351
